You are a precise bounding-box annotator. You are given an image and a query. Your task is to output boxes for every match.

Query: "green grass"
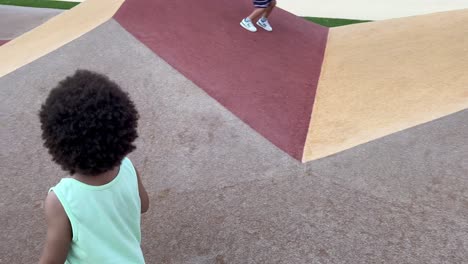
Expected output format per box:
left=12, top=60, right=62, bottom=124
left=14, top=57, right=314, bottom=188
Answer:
left=0, top=0, right=79, bottom=9
left=305, top=17, right=371, bottom=27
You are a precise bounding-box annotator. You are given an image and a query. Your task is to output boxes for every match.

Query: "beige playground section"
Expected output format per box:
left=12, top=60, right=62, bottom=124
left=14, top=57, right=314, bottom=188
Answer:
left=0, top=0, right=124, bottom=78
left=303, top=9, right=468, bottom=161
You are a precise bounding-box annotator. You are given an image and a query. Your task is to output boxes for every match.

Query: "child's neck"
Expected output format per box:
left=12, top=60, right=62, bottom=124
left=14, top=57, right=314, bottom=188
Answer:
left=72, top=166, right=120, bottom=186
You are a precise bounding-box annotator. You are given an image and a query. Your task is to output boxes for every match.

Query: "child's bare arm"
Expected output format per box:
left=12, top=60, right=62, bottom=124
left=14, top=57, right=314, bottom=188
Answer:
left=135, top=168, right=150, bottom=213
left=39, top=192, right=71, bottom=264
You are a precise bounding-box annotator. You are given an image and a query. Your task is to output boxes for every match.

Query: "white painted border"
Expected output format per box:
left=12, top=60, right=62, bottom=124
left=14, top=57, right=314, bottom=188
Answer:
left=278, top=0, right=468, bottom=20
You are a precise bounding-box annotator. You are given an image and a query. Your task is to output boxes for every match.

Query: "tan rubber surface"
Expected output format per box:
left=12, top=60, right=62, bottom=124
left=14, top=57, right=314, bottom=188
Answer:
left=0, top=0, right=124, bottom=78
left=303, top=9, right=468, bottom=161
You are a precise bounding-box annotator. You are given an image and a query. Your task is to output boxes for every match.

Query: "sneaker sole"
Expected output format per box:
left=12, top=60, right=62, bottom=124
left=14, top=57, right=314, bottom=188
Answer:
left=256, top=22, right=272, bottom=32
left=240, top=21, right=257, bottom=32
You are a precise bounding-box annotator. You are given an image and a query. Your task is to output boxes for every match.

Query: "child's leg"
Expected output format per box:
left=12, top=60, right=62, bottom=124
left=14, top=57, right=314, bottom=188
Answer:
left=262, top=0, right=276, bottom=19
left=247, top=8, right=267, bottom=22
left=255, top=1, right=275, bottom=32
left=240, top=1, right=272, bottom=32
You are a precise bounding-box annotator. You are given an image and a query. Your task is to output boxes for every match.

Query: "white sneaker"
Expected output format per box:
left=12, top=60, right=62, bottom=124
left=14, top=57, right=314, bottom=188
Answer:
left=240, top=18, right=257, bottom=32
left=257, top=18, right=273, bottom=32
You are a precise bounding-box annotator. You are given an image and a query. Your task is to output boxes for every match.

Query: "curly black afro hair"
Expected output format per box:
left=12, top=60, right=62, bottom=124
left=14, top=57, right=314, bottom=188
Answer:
left=39, top=70, right=139, bottom=176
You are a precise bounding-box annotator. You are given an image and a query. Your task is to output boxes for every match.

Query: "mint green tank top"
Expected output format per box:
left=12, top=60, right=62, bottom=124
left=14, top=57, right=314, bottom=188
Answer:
left=50, top=158, right=145, bottom=263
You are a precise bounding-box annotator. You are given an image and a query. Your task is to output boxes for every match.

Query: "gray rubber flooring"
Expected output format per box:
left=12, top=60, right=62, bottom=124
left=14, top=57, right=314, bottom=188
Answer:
left=0, top=5, right=62, bottom=40
left=0, top=20, right=467, bottom=263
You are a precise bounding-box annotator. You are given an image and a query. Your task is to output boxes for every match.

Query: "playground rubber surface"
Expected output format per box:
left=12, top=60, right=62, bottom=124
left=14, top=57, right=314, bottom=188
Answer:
left=115, top=0, right=328, bottom=160
left=0, top=0, right=467, bottom=263
left=0, top=5, right=62, bottom=40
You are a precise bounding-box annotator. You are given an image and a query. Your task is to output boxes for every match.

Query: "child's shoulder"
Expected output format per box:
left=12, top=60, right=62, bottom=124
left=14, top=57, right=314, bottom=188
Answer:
left=121, top=157, right=136, bottom=173
left=49, top=176, right=71, bottom=189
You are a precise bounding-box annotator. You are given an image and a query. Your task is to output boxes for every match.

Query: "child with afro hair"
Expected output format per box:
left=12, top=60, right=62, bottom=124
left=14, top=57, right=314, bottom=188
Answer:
left=38, top=70, right=149, bottom=263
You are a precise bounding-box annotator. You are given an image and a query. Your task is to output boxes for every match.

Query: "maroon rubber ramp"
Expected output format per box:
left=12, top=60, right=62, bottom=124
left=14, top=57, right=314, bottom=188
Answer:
left=114, top=0, right=328, bottom=160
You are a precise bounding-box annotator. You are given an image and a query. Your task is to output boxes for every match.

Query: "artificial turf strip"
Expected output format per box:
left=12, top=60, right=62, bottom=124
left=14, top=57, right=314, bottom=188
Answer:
left=305, top=17, right=371, bottom=27
left=0, top=0, right=79, bottom=9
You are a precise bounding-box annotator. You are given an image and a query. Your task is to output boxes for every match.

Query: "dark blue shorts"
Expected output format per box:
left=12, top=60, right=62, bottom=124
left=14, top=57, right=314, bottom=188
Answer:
left=253, top=0, right=274, bottom=8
